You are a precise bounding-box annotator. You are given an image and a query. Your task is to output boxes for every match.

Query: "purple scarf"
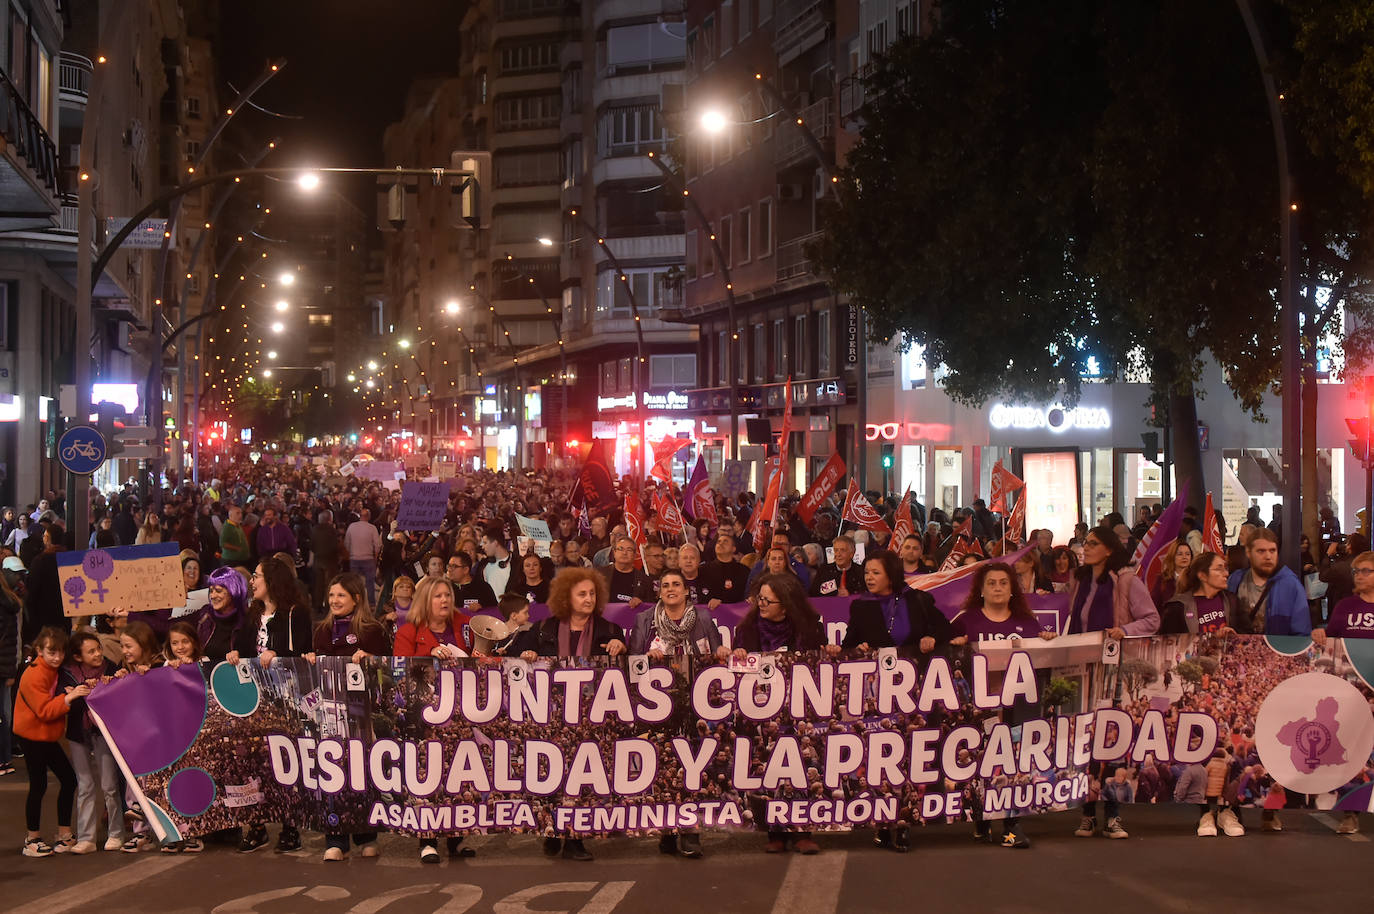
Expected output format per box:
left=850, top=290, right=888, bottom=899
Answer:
left=880, top=592, right=911, bottom=645
left=1070, top=575, right=1116, bottom=634
left=757, top=616, right=794, bottom=652
left=558, top=619, right=593, bottom=658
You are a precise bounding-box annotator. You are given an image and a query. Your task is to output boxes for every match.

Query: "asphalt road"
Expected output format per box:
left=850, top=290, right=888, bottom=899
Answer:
left=0, top=775, right=1369, bottom=914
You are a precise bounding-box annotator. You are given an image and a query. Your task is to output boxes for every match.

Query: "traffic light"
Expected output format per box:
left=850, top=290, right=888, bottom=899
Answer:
left=1348, top=417, right=1373, bottom=466
left=1141, top=432, right=1159, bottom=464
left=880, top=442, right=894, bottom=469
left=96, top=402, right=126, bottom=458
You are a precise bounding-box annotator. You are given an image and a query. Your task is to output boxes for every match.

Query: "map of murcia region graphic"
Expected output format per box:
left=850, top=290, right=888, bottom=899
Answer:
left=1276, top=697, right=1347, bottom=774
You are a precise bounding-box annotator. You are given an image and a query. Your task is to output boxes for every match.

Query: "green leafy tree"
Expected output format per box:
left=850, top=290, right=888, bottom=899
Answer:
left=817, top=0, right=1374, bottom=522
left=1119, top=657, right=1160, bottom=703
left=1174, top=659, right=1204, bottom=695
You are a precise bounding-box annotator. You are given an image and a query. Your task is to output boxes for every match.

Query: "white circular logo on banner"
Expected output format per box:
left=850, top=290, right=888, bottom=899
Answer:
left=1255, top=672, right=1374, bottom=794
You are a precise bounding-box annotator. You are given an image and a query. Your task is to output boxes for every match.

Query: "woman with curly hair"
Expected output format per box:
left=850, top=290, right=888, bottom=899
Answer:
left=518, top=565, right=626, bottom=862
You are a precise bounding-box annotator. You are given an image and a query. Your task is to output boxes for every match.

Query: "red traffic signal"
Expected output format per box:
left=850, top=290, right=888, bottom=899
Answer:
left=1348, top=417, right=1373, bottom=464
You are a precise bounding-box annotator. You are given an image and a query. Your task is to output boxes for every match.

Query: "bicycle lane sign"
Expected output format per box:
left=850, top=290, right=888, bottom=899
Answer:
left=59, top=425, right=107, bottom=475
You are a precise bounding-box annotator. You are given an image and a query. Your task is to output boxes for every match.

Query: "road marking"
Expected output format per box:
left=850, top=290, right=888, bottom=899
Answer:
left=1310, top=811, right=1371, bottom=842
left=43, top=854, right=190, bottom=913
left=769, top=851, right=847, bottom=914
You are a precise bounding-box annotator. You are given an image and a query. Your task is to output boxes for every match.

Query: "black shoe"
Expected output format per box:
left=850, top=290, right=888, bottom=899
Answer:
left=561, top=839, right=593, bottom=861
left=543, top=836, right=563, bottom=856
left=275, top=826, right=301, bottom=852
left=447, top=836, right=475, bottom=858
left=658, top=834, right=678, bottom=855
left=1003, top=830, right=1030, bottom=849
left=238, top=825, right=269, bottom=853
left=873, top=827, right=893, bottom=849
left=891, top=824, right=911, bottom=853
left=973, top=825, right=994, bottom=845
left=677, top=833, right=703, bottom=858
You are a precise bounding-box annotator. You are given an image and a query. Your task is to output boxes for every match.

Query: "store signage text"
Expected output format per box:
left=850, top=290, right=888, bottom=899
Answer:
left=596, top=391, right=690, bottom=411
left=865, top=421, right=953, bottom=442
left=988, top=404, right=1111, bottom=433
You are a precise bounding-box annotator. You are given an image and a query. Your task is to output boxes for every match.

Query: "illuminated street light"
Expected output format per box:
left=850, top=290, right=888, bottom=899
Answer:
left=398, top=338, right=411, bottom=349
left=346, top=373, right=356, bottom=382
left=366, top=379, right=376, bottom=389
left=699, top=109, right=729, bottom=134
left=445, top=300, right=460, bottom=315
left=262, top=369, right=273, bottom=378
left=279, top=272, right=296, bottom=286
left=274, top=300, right=289, bottom=312
left=297, top=172, right=321, bottom=191
left=267, top=350, right=278, bottom=359
left=367, top=360, right=379, bottom=371
left=270, top=321, right=285, bottom=333
left=537, top=237, right=555, bottom=247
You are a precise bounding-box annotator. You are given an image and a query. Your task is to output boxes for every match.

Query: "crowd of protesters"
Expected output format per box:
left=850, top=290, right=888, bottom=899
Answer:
left=1, top=452, right=1370, bottom=863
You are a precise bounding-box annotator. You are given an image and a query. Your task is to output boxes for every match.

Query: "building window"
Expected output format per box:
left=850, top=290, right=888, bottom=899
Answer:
left=494, top=148, right=561, bottom=187
left=896, top=1, right=914, bottom=38
left=619, top=357, right=634, bottom=390
left=595, top=267, right=675, bottom=318
left=184, top=140, right=201, bottom=159
left=793, top=314, right=808, bottom=376
left=902, top=334, right=928, bottom=389
left=499, top=40, right=559, bottom=74
left=757, top=198, right=773, bottom=256
left=597, top=103, right=667, bottom=157
left=772, top=319, right=785, bottom=379
left=717, top=331, right=728, bottom=385
left=563, top=137, right=583, bottom=184
left=686, top=230, right=698, bottom=281
left=719, top=215, right=732, bottom=268
left=737, top=207, right=752, bottom=264
left=817, top=309, right=832, bottom=374
left=562, top=66, right=582, bottom=114
left=700, top=230, right=715, bottom=276
left=752, top=323, right=765, bottom=382
left=186, top=96, right=201, bottom=119
left=308, top=313, right=333, bottom=327
left=740, top=0, right=753, bottom=37
left=495, top=92, right=561, bottom=131
left=650, top=353, right=697, bottom=387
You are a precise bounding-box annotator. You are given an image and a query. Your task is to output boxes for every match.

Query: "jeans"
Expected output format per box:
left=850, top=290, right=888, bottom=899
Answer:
left=0, top=680, right=13, bottom=766
left=19, top=738, right=75, bottom=832
left=71, top=733, right=124, bottom=844
left=350, top=559, right=378, bottom=607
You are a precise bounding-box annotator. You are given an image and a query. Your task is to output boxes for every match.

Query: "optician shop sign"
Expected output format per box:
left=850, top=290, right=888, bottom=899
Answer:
left=988, top=404, right=1111, bottom=433
left=596, top=391, right=690, bottom=411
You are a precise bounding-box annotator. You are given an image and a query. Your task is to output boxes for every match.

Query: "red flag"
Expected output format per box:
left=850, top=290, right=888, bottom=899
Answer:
left=654, top=490, right=685, bottom=535
left=989, top=460, right=1024, bottom=514
left=1203, top=493, right=1223, bottom=555
left=624, top=493, right=647, bottom=547
left=797, top=453, right=846, bottom=525
left=966, top=537, right=986, bottom=558
left=650, top=437, right=686, bottom=482
left=758, top=379, right=794, bottom=527
left=953, top=513, right=973, bottom=540
left=891, top=489, right=915, bottom=544
left=841, top=479, right=892, bottom=535
left=1005, top=495, right=1026, bottom=546
left=939, top=538, right=969, bottom=572
left=744, top=458, right=778, bottom=548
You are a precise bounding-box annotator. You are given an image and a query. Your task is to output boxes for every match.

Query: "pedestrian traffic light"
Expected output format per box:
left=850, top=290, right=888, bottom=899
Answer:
left=96, top=402, right=126, bottom=458
left=1348, top=417, right=1373, bottom=466
left=880, top=443, right=894, bottom=469
left=1141, top=432, right=1159, bottom=464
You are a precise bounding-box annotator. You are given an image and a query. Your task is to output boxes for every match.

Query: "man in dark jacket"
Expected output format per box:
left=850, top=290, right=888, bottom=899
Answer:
left=809, top=535, right=865, bottom=597
left=599, top=537, right=655, bottom=606
left=112, top=501, right=138, bottom=546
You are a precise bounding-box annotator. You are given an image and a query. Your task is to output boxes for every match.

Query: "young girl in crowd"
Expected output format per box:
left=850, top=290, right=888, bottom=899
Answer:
left=227, top=555, right=312, bottom=853
left=15, top=627, right=88, bottom=856
left=59, top=631, right=122, bottom=853
left=116, top=621, right=163, bottom=677
left=164, top=621, right=205, bottom=667
left=313, top=572, right=390, bottom=862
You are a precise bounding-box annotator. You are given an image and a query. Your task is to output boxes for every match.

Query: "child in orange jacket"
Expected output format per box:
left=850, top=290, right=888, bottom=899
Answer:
left=14, top=626, right=89, bottom=857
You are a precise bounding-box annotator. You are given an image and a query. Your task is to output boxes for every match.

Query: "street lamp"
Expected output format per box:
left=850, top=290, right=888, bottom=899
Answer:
left=537, top=237, right=555, bottom=247
left=262, top=369, right=273, bottom=378
left=445, top=300, right=460, bottom=315
left=398, top=338, right=411, bottom=349
left=274, top=300, right=289, bottom=312
left=699, top=108, right=730, bottom=134
left=367, top=360, right=379, bottom=371
left=278, top=272, right=295, bottom=286
left=270, top=321, right=285, bottom=334
left=297, top=172, right=321, bottom=191
left=267, top=350, right=278, bottom=359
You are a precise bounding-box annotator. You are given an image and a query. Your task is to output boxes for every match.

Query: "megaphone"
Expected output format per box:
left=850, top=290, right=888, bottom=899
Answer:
left=468, top=614, right=511, bottom=655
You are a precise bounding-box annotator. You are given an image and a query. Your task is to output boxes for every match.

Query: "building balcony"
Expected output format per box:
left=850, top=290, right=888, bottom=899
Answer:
left=58, top=53, right=93, bottom=107
left=839, top=64, right=872, bottom=121
left=594, top=232, right=683, bottom=264
left=0, top=70, right=61, bottom=229
left=590, top=153, right=661, bottom=186
left=774, top=0, right=834, bottom=65
left=776, top=230, right=824, bottom=283
left=776, top=97, right=833, bottom=168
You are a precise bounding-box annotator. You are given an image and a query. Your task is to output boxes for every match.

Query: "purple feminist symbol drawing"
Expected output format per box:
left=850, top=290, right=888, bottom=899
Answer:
left=1277, top=696, right=1348, bottom=773
left=63, top=576, right=87, bottom=611
left=81, top=551, right=115, bottom=602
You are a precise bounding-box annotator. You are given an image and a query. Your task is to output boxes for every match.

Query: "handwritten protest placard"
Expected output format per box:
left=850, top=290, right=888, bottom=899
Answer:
left=57, top=543, right=186, bottom=617
left=396, top=481, right=450, bottom=530
left=515, top=513, right=552, bottom=542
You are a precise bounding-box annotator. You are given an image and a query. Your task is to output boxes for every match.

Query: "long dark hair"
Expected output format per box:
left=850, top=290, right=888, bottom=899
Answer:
left=1075, top=525, right=1129, bottom=583
left=960, top=561, right=1035, bottom=620
left=741, top=572, right=822, bottom=635
left=864, top=550, right=905, bottom=596
left=248, top=555, right=303, bottom=622
left=1181, top=551, right=1224, bottom=595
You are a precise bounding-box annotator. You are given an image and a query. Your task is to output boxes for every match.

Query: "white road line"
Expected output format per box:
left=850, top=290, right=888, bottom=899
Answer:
left=42, top=854, right=191, bottom=913
left=1310, top=811, right=1371, bottom=842
left=769, top=851, right=847, bottom=914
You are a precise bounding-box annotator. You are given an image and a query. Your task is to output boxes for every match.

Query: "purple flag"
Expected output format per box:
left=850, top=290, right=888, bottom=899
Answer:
left=682, top=456, right=709, bottom=521
left=1130, top=495, right=1188, bottom=594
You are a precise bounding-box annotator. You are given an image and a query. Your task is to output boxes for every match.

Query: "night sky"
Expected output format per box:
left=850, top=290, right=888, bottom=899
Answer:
left=216, top=0, right=468, bottom=168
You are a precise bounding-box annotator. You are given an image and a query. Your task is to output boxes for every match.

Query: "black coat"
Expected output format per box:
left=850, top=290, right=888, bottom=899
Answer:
left=233, top=604, right=313, bottom=658
left=841, top=588, right=951, bottom=650
left=734, top=614, right=827, bottom=653
left=0, top=585, right=19, bottom=680
left=516, top=616, right=626, bottom=657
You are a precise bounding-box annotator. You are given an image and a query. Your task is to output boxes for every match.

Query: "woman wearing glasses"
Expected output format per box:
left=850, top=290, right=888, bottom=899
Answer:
left=733, top=573, right=826, bottom=854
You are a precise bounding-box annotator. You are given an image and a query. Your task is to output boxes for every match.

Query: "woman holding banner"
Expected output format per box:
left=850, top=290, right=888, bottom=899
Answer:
left=838, top=550, right=951, bottom=853
left=1068, top=525, right=1159, bottom=841
left=628, top=568, right=730, bottom=858
left=227, top=555, right=313, bottom=854
left=734, top=572, right=825, bottom=855
left=393, top=575, right=475, bottom=863
left=313, top=572, right=390, bottom=861
left=518, top=566, right=626, bottom=861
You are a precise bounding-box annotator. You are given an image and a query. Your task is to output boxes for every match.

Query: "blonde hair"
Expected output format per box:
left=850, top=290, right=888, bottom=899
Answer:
left=409, top=576, right=457, bottom=629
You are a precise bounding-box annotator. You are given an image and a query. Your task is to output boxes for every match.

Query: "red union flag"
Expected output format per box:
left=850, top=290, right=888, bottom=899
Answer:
left=841, top=479, right=891, bottom=535
left=797, top=453, right=846, bottom=525
left=650, top=437, right=687, bottom=482
left=1005, top=494, right=1026, bottom=546
left=624, top=493, right=647, bottom=546
left=939, top=539, right=969, bottom=572
left=758, top=379, right=795, bottom=527
left=654, top=490, right=685, bottom=535
left=989, top=460, right=1025, bottom=514
left=1203, top=493, right=1223, bottom=555
left=891, top=489, right=915, bottom=544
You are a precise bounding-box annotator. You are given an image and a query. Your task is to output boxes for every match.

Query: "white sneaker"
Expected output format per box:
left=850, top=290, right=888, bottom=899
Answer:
left=419, top=845, right=440, bottom=864
left=1196, top=813, right=1217, bottom=837
left=358, top=843, right=379, bottom=858
left=103, top=837, right=125, bottom=852
left=323, top=846, right=345, bottom=862
left=50, top=835, right=77, bottom=854
left=1218, top=808, right=1245, bottom=837
left=1104, top=817, right=1129, bottom=839
left=70, top=841, right=98, bottom=855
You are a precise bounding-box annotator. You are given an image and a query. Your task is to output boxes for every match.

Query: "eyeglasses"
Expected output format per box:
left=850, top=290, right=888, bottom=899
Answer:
left=1354, top=568, right=1374, bottom=577
left=757, top=596, right=780, bottom=607
left=249, top=572, right=261, bottom=580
